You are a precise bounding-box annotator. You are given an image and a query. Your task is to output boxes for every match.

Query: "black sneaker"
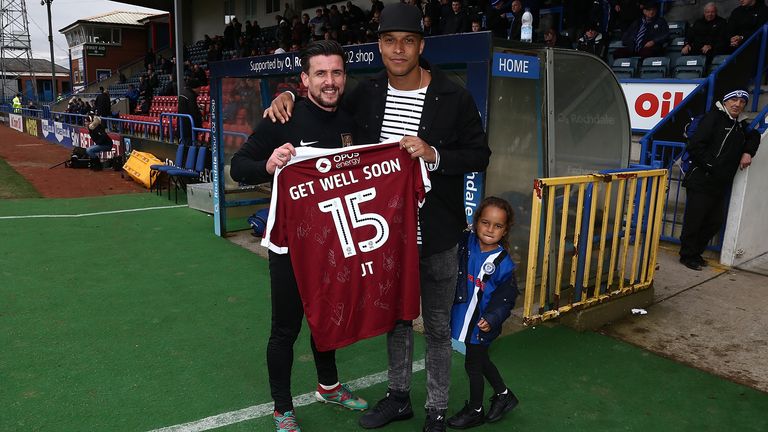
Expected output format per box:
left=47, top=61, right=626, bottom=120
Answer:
left=358, top=390, right=413, bottom=429
left=423, top=408, right=447, bottom=432
left=486, top=390, right=519, bottom=423
left=696, top=256, right=709, bottom=267
left=447, top=402, right=484, bottom=429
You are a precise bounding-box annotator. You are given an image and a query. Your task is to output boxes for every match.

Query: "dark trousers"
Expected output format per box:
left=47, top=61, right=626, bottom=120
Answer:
left=267, top=251, right=338, bottom=413
left=465, top=343, right=506, bottom=409
left=679, top=188, right=726, bottom=261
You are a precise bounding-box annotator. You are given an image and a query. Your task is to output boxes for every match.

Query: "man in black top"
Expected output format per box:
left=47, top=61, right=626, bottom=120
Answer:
left=679, top=89, right=760, bottom=270
left=230, top=40, right=367, bottom=432
left=682, top=2, right=729, bottom=59
left=94, top=87, right=111, bottom=118
left=727, top=0, right=768, bottom=51
left=615, top=1, right=670, bottom=59
left=177, top=78, right=203, bottom=145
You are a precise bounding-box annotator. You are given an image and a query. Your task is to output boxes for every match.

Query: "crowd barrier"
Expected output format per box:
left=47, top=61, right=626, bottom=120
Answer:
left=523, top=168, right=668, bottom=325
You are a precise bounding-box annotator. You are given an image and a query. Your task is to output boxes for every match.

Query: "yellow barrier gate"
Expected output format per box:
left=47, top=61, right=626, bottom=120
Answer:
left=523, top=169, right=668, bottom=325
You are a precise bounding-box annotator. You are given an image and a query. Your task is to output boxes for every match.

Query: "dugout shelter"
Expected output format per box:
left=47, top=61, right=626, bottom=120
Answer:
left=208, top=32, right=631, bottom=266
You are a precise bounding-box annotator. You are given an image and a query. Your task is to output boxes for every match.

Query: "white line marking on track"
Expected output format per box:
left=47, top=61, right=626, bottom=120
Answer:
left=0, top=205, right=187, bottom=220
left=147, top=359, right=426, bottom=432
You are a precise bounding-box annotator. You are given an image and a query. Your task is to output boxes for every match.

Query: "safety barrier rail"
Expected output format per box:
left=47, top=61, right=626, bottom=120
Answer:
left=523, top=169, right=668, bottom=325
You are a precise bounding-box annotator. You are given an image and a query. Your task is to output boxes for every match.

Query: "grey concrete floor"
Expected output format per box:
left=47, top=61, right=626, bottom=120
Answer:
left=601, top=244, right=768, bottom=393
left=227, top=230, right=768, bottom=393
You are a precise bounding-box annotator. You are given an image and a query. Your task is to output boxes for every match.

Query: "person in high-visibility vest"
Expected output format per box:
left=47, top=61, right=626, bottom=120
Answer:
left=12, top=93, right=21, bottom=113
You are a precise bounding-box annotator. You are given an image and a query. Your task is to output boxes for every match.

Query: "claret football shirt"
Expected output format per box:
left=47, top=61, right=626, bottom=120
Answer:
left=262, top=141, right=431, bottom=351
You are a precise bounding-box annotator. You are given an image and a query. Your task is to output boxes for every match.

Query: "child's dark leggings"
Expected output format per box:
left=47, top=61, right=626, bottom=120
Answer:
left=465, top=343, right=507, bottom=409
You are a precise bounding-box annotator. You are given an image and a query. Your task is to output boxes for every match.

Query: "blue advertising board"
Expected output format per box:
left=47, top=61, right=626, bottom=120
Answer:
left=41, top=119, right=73, bottom=147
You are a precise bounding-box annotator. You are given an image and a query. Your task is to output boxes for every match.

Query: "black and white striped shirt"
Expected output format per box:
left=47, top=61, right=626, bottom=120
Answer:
left=380, top=84, right=427, bottom=142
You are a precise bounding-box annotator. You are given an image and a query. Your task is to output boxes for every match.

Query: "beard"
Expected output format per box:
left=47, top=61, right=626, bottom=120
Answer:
left=309, top=85, right=340, bottom=109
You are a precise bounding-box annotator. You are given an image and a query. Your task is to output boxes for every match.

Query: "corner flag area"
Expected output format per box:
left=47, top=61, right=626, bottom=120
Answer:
left=2, top=128, right=767, bottom=431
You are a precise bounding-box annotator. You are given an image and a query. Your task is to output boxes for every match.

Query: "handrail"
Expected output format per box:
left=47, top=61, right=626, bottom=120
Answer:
left=159, top=112, right=195, bottom=144
left=749, top=104, right=768, bottom=133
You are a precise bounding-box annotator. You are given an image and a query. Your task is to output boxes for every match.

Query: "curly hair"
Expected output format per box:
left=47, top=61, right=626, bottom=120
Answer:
left=472, top=196, right=515, bottom=251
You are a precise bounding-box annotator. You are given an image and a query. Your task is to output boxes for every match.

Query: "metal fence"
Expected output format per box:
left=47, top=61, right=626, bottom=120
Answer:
left=523, top=169, right=668, bottom=325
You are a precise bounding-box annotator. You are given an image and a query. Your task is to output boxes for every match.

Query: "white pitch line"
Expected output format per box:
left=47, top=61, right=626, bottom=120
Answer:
left=0, top=205, right=187, bottom=220
left=148, top=359, right=426, bottom=432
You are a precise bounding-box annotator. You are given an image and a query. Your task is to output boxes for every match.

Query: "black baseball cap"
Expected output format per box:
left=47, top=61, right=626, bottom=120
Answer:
left=378, top=3, right=424, bottom=35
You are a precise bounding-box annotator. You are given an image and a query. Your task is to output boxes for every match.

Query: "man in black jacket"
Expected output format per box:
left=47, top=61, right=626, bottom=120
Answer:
left=679, top=89, right=760, bottom=270
left=230, top=40, right=367, bottom=432
left=177, top=78, right=203, bottom=145
left=727, top=0, right=768, bottom=51
left=682, top=2, right=729, bottom=59
left=94, top=87, right=111, bottom=118
left=266, top=4, right=491, bottom=431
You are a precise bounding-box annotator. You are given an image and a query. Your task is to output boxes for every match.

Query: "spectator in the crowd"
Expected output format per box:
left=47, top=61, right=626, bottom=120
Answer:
left=202, top=34, right=213, bottom=49
left=276, top=16, right=292, bottom=47
left=12, top=92, right=21, bottom=113
left=367, top=9, right=382, bottom=33
left=347, top=1, right=366, bottom=27
left=369, top=0, right=385, bottom=18
left=138, top=76, right=154, bottom=114
left=485, top=0, right=511, bottom=38
left=310, top=8, right=328, bottom=41
left=545, top=27, right=574, bottom=48
left=508, top=0, right=524, bottom=40
left=162, top=74, right=178, bottom=96
left=442, top=0, right=470, bottom=34
left=118, top=71, right=127, bottom=84
left=126, top=84, right=139, bottom=114
left=614, top=1, right=669, bottom=59
left=679, top=89, right=760, bottom=271
left=283, top=2, right=298, bottom=22
left=224, top=21, right=235, bottom=50
left=193, top=64, right=208, bottom=87
left=244, top=20, right=254, bottom=41
left=274, top=41, right=289, bottom=54
left=291, top=16, right=309, bottom=46
left=422, top=14, right=438, bottom=37
left=94, top=86, right=111, bottom=118
left=576, top=22, right=607, bottom=58
left=144, top=48, right=155, bottom=70
left=471, top=17, right=482, bottom=32
left=177, top=77, right=203, bottom=146
left=328, top=4, right=344, bottom=32
left=727, top=0, right=768, bottom=51
left=682, top=2, right=729, bottom=59
left=610, top=0, right=642, bottom=34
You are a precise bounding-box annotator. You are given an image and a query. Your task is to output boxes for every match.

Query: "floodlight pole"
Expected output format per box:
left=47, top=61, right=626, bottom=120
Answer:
left=42, top=0, right=57, bottom=102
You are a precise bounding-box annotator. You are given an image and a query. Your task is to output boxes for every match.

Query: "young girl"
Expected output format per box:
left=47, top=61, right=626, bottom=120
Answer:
left=447, top=196, right=519, bottom=429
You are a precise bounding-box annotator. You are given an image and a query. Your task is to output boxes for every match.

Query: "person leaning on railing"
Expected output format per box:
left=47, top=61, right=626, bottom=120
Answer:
left=12, top=93, right=21, bottom=113
left=678, top=89, right=760, bottom=271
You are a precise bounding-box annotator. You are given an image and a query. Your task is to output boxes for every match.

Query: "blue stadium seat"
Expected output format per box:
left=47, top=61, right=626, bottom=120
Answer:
left=639, top=56, right=670, bottom=79
left=665, top=37, right=686, bottom=70
left=612, top=57, right=640, bottom=79
left=667, top=21, right=687, bottom=39
left=708, top=54, right=729, bottom=75
left=674, top=55, right=706, bottom=79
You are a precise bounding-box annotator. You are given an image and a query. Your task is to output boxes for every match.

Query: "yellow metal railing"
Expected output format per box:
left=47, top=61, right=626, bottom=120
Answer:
left=523, top=169, right=668, bottom=325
